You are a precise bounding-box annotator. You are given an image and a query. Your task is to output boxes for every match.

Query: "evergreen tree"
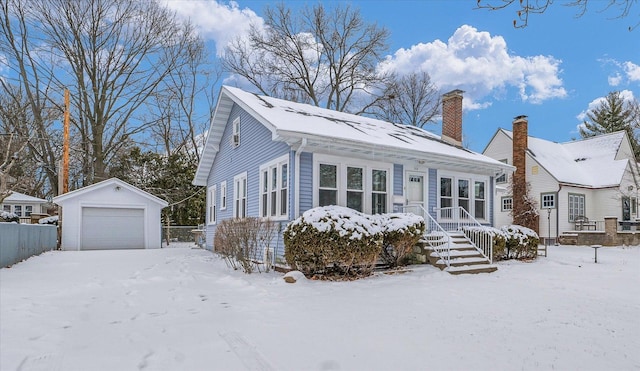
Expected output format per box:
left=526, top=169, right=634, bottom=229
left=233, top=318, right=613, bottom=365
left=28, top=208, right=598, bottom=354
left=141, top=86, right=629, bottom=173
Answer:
left=580, top=91, right=640, bottom=159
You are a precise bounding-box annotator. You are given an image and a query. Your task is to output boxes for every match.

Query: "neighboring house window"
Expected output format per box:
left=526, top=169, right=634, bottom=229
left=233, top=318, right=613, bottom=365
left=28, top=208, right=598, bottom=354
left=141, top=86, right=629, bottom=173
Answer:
left=3, top=205, right=10, bottom=212
left=496, top=159, right=508, bottom=183
left=501, top=197, right=513, bottom=212
left=234, top=172, right=247, bottom=218
left=25, top=205, right=33, bottom=217
left=458, top=179, right=470, bottom=213
left=319, top=164, right=338, bottom=206
left=347, top=166, right=364, bottom=212
left=220, top=181, right=227, bottom=210
left=372, top=169, right=387, bottom=214
left=568, top=193, right=585, bottom=222
left=259, top=156, right=288, bottom=219
left=207, top=185, right=216, bottom=224
left=231, top=117, right=240, bottom=148
left=632, top=197, right=637, bottom=215
left=474, top=181, right=485, bottom=219
left=541, top=193, right=556, bottom=209
left=14, top=205, right=22, bottom=217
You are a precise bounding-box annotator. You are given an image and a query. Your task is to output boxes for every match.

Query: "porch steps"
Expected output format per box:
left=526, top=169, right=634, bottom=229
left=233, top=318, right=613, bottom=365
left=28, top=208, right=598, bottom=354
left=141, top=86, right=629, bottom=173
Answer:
left=420, top=231, right=497, bottom=275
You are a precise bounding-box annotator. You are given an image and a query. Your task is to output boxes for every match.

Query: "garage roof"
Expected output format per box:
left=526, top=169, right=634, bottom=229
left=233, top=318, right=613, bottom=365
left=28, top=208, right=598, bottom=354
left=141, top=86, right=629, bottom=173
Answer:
left=53, top=178, right=168, bottom=207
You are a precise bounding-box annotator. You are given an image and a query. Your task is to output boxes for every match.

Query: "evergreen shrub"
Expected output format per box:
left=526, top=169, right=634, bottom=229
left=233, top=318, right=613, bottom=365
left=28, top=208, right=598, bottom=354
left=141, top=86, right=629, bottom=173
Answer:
left=377, top=213, right=425, bottom=267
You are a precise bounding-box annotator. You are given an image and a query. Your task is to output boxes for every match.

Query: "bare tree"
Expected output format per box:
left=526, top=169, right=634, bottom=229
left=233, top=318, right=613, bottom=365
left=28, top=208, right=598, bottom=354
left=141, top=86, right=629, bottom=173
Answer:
left=476, top=0, right=638, bottom=30
left=224, top=3, right=390, bottom=112
left=0, top=133, right=30, bottom=203
left=367, top=72, right=441, bottom=128
left=5, top=0, right=205, bottom=185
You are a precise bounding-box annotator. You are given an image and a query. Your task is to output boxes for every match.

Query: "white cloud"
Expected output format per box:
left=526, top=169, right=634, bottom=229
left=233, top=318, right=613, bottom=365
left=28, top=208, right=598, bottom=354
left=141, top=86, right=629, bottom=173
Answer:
left=162, top=0, right=264, bottom=56
left=378, top=25, right=567, bottom=108
left=624, top=61, right=640, bottom=82
left=576, top=89, right=636, bottom=122
left=608, top=73, right=622, bottom=86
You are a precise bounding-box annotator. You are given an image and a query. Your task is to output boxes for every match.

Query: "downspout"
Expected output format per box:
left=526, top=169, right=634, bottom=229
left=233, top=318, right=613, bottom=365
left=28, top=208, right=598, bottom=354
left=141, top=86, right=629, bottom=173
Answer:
left=294, top=138, right=308, bottom=218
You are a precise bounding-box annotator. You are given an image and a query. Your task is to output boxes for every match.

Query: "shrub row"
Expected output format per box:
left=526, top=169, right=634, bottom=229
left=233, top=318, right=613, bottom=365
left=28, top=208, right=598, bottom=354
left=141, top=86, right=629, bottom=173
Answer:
left=283, top=206, right=425, bottom=277
left=214, top=217, right=278, bottom=274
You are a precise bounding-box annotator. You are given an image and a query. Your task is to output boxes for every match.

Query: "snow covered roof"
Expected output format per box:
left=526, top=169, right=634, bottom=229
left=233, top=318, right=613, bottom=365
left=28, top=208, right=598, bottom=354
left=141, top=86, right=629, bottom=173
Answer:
left=3, top=191, right=47, bottom=204
left=501, top=129, right=629, bottom=188
left=194, top=85, right=514, bottom=185
left=53, top=178, right=168, bottom=207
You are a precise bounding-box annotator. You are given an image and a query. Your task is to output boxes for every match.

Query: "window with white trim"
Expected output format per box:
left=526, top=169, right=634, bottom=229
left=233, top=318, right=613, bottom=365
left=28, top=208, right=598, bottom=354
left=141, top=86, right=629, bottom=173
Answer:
left=458, top=179, right=470, bottom=213
left=220, top=181, right=227, bottom=210
left=259, top=156, right=289, bottom=219
left=207, top=185, right=217, bottom=224
left=319, top=164, right=338, bottom=206
left=440, top=177, right=453, bottom=209
left=2, top=205, right=10, bottom=212
left=231, top=117, right=240, bottom=148
left=371, top=169, right=387, bottom=214
left=541, top=192, right=556, bottom=209
left=14, top=205, right=22, bottom=217
left=25, top=205, right=33, bottom=217
left=474, top=181, right=485, bottom=219
left=234, top=173, right=247, bottom=218
left=568, top=193, right=585, bottom=222
left=501, top=197, right=513, bottom=212
left=313, top=155, right=391, bottom=214
left=347, top=166, right=364, bottom=212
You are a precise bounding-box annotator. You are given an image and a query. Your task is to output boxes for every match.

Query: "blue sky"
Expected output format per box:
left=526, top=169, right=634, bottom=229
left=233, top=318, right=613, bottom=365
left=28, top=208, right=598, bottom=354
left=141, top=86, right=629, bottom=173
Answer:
left=165, top=0, right=639, bottom=152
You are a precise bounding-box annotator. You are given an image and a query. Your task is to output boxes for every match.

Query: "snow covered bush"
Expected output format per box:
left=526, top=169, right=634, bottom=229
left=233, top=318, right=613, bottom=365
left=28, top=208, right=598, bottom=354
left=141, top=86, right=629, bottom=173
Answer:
left=376, top=213, right=425, bottom=267
left=0, top=211, right=19, bottom=223
left=214, top=217, right=277, bottom=274
left=38, top=215, right=58, bottom=225
left=500, top=225, right=539, bottom=260
left=284, top=206, right=383, bottom=277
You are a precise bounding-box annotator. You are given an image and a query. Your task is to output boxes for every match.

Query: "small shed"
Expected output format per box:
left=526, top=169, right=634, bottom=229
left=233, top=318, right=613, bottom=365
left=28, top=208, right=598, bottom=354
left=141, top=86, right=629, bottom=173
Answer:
left=53, top=178, right=168, bottom=250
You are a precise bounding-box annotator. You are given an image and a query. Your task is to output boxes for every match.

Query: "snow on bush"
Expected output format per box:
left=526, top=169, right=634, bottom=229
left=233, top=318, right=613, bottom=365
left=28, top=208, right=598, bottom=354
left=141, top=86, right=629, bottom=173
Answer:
left=0, top=211, right=19, bottom=223
left=463, top=225, right=539, bottom=260
left=284, top=206, right=383, bottom=277
left=38, top=215, right=58, bottom=225
left=375, top=213, right=425, bottom=267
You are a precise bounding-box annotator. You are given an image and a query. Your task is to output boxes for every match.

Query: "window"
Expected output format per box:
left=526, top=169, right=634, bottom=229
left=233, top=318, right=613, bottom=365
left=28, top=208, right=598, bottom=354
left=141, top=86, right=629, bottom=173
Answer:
left=632, top=197, right=637, bottom=215
left=496, top=159, right=508, bottom=183
left=3, top=205, right=11, bottom=212
left=319, top=164, right=338, bottom=206
left=346, top=167, right=364, bottom=212
left=501, top=197, right=513, bottom=212
left=260, top=156, right=288, bottom=219
left=541, top=193, right=556, bottom=209
left=568, top=193, right=585, bottom=222
left=25, top=205, right=33, bottom=217
left=234, top=173, right=247, bottom=218
left=207, top=185, right=217, bottom=224
left=474, top=181, right=485, bottom=219
left=231, top=117, right=240, bottom=147
left=458, top=179, right=470, bottom=213
left=371, top=169, right=387, bottom=214
left=440, top=177, right=453, bottom=209
left=14, top=205, right=22, bottom=217
left=220, top=181, right=227, bottom=210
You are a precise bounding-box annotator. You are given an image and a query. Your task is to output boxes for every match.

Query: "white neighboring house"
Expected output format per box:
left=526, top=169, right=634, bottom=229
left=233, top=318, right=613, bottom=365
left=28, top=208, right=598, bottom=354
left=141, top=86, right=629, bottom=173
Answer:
left=483, top=116, right=638, bottom=241
left=1, top=191, right=49, bottom=222
left=53, top=178, right=168, bottom=250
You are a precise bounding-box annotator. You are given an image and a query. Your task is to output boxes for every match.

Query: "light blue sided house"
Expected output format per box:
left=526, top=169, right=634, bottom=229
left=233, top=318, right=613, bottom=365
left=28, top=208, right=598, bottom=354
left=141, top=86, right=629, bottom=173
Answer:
left=193, top=86, right=514, bottom=270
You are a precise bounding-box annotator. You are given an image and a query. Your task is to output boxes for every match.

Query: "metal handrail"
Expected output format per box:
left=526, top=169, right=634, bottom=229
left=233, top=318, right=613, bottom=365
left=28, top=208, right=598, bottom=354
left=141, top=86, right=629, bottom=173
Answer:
left=402, top=205, right=451, bottom=268
left=435, top=206, right=494, bottom=264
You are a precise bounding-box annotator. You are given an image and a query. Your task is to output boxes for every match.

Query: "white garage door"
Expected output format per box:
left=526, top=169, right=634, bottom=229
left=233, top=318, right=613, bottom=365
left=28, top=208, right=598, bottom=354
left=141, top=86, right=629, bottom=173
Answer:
left=81, top=207, right=144, bottom=250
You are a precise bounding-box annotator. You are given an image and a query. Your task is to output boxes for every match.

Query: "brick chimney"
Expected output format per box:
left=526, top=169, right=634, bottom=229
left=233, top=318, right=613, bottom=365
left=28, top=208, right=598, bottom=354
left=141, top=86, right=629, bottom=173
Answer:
left=512, top=115, right=528, bottom=193
left=441, top=89, right=464, bottom=146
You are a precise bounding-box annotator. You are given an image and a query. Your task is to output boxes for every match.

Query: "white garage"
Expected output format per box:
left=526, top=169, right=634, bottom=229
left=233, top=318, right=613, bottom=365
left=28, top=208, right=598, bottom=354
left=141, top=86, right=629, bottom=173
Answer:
left=53, top=178, right=168, bottom=251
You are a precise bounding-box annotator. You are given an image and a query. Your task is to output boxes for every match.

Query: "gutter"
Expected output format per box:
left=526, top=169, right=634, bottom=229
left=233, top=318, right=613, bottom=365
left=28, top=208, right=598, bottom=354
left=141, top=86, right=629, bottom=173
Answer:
left=294, top=138, right=307, bottom=218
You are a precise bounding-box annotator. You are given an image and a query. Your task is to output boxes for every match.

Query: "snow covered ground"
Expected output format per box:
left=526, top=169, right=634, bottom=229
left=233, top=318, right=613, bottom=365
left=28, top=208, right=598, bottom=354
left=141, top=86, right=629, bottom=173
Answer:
left=1, top=244, right=638, bottom=371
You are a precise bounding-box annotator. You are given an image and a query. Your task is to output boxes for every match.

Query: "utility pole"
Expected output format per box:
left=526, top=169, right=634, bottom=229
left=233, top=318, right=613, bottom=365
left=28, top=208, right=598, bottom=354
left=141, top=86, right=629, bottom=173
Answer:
left=63, top=88, right=70, bottom=194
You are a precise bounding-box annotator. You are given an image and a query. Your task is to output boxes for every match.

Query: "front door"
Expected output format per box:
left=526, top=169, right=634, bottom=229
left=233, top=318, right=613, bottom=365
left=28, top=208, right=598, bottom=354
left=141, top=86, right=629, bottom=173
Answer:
left=406, top=172, right=426, bottom=211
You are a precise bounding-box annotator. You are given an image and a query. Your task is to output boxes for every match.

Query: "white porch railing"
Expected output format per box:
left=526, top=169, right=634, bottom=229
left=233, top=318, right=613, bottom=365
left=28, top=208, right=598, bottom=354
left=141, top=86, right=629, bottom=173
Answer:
left=434, top=206, right=493, bottom=264
left=402, top=205, right=451, bottom=268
